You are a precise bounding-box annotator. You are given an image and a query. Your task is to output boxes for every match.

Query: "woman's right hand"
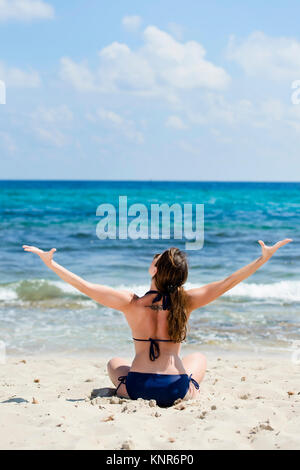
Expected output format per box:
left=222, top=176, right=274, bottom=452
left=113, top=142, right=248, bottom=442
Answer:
left=23, top=245, right=56, bottom=267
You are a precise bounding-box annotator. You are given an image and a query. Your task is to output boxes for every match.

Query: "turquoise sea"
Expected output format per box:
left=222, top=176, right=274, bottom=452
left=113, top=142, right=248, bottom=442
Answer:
left=0, top=181, right=299, bottom=356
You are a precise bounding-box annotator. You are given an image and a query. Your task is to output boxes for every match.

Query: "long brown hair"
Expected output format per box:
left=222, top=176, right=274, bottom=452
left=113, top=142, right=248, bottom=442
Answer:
left=154, top=247, right=189, bottom=343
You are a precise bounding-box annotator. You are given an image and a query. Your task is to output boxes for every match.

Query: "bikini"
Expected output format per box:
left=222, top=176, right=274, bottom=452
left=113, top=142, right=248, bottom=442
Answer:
left=115, top=290, right=200, bottom=407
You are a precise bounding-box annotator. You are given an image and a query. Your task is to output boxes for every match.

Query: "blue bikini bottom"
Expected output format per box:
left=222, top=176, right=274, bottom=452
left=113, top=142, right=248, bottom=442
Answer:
left=116, top=371, right=200, bottom=408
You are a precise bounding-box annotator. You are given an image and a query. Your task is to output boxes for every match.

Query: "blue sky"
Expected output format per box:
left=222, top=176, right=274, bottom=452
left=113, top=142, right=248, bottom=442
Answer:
left=1, top=0, right=300, bottom=180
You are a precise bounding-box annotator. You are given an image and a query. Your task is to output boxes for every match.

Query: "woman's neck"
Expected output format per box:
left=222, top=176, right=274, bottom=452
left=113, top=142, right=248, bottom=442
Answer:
left=150, top=278, right=157, bottom=291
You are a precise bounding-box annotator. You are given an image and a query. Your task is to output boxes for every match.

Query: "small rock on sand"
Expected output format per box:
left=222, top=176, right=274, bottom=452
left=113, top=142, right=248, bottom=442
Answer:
left=110, top=397, right=120, bottom=404
left=173, top=398, right=182, bottom=405
left=174, top=404, right=186, bottom=410
left=122, top=440, right=134, bottom=450
left=260, top=424, right=274, bottom=431
left=102, top=415, right=114, bottom=422
left=240, top=394, right=250, bottom=400
left=32, top=397, right=38, bottom=404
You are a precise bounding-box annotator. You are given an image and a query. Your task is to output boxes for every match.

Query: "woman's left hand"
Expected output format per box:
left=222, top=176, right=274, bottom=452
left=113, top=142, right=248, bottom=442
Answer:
left=258, top=239, right=293, bottom=261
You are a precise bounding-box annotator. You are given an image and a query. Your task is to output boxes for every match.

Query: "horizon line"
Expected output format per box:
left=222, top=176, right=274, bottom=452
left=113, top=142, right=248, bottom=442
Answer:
left=0, top=179, right=300, bottom=184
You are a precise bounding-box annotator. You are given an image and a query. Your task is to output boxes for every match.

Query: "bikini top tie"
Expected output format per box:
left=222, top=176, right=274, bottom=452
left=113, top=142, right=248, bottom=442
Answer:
left=132, top=336, right=174, bottom=361
left=146, top=289, right=172, bottom=310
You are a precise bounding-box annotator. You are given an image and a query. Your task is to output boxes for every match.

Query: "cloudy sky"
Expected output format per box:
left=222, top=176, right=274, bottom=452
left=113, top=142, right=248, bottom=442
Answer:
left=1, top=0, right=300, bottom=180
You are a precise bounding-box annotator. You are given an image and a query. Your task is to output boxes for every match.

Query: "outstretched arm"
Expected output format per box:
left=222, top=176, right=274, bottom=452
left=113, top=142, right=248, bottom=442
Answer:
left=186, top=239, right=292, bottom=312
left=22, top=245, right=135, bottom=311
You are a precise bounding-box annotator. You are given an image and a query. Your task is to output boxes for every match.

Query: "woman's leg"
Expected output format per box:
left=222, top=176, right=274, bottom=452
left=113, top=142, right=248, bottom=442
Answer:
left=107, top=357, right=131, bottom=398
left=182, top=352, right=207, bottom=399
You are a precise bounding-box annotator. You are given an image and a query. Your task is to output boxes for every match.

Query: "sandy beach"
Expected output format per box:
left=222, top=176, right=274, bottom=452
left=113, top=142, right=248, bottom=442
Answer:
left=0, top=351, right=299, bottom=450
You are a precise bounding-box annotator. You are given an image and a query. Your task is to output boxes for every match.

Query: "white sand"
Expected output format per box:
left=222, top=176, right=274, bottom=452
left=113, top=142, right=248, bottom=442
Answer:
left=0, top=352, right=300, bottom=450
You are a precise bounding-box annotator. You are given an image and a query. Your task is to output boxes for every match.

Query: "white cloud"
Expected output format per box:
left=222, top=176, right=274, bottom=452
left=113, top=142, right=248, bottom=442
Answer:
left=142, top=26, right=230, bottom=90
left=97, top=41, right=156, bottom=94
left=60, top=57, right=96, bottom=92
left=210, top=128, right=232, bottom=144
left=287, top=120, right=300, bottom=133
left=0, top=0, right=54, bottom=22
left=227, top=31, right=300, bottom=80
left=60, top=25, right=230, bottom=96
left=0, top=131, right=17, bottom=153
left=31, top=105, right=73, bottom=123
left=183, top=91, right=300, bottom=137
left=35, top=127, right=68, bottom=147
left=97, top=108, right=124, bottom=125
left=30, top=105, right=73, bottom=147
left=177, top=139, right=200, bottom=155
left=167, top=22, right=184, bottom=41
left=260, top=99, right=284, bottom=121
left=90, top=107, right=144, bottom=144
left=186, top=94, right=254, bottom=127
left=165, top=115, right=187, bottom=129
left=122, top=15, right=142, bottom=32
left=0, top=61, right=41, bottom=87
left=259, top=98, right=300, bottom=133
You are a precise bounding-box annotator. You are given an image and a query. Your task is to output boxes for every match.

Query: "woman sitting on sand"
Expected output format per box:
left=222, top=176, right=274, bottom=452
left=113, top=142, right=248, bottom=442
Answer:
left=23, top=239, right=291, bottom=407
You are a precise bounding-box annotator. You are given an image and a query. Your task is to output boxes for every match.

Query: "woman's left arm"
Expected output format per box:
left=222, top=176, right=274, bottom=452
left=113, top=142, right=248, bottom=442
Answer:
left=22, top=245, right=135, bottom=311
left=186, top=238, right=292, bottom=312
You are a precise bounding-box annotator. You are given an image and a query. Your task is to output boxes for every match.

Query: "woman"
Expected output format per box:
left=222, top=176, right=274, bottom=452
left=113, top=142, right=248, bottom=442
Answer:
left=23, top=238, right=292, bottom=407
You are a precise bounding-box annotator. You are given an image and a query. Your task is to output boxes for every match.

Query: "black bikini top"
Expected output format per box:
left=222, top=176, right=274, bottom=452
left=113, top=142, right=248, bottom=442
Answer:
left=144, top=289, right=172, bottom=310
left=132, top=290, right=176, bottom=361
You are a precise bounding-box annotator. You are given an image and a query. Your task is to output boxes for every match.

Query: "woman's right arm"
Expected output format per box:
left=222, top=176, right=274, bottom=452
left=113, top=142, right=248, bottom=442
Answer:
left=186, top=239, right=292, bottom=312
left=22, top=245, right=135, bottom=311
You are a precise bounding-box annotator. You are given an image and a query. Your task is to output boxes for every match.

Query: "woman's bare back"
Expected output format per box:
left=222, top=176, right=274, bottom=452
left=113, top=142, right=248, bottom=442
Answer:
left=123, top=291, right=189, bottom=374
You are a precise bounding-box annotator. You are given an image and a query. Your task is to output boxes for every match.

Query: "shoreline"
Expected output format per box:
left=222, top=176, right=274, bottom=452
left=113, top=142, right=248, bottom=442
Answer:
left=1, top=352, right=299, bottom=450
left=3, top=343, right=295, bottom=361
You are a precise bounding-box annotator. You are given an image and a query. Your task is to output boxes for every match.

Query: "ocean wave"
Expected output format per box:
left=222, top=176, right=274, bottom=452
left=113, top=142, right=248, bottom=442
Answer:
left=0, top=279, right=300, bottom=307
left=225, top=280, right=300, bottom=303
left=101, top=280, right=300, bottom=303
left=0, top=279, right=96, bottom=309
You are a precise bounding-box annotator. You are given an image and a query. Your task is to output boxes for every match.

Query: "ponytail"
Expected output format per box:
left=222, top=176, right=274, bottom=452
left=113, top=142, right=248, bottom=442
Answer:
left=167, top=286, right=188, bottom=342
left=154, top=247, right=189, bottom=343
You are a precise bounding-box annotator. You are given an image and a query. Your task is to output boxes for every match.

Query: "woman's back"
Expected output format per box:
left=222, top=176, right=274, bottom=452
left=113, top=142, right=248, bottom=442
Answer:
left=123, top=291, right=189, bottom=374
